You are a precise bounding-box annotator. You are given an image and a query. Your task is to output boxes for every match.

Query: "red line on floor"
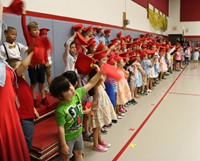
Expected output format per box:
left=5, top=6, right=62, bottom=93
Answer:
left=112, top=67, right=186, bottom=161
left=169, top=92, right=200, bottom=96
left=182, top=74, right=200, bottom=76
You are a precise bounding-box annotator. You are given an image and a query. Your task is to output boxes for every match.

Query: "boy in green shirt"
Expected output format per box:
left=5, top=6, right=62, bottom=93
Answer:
left=50, top=66, right=102, bottom=161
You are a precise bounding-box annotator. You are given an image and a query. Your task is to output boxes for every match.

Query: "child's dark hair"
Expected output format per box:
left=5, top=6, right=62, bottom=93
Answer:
left=4, top=26, right=16, bottom=34
left=128, top=59, right=136, bottom=66
left=70, top=41, right=75, bottom=47
left=62, top=71, right=78, bottom=87
left=49, top=76, right=70, bottom=100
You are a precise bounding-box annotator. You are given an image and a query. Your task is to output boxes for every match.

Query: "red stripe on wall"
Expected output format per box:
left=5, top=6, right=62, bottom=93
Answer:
left=180, top=0, right=200, bottom=21
left=3, top=7, right=166, bottom=37
left=184, top=36, right=200, bottom=38
left=132, top=0, right=169, bottom=16
left=3, top=7, right=122, bottom=29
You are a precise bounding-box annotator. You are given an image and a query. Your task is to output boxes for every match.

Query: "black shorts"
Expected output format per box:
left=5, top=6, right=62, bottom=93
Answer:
left=28, top=64, right=46, bottom=84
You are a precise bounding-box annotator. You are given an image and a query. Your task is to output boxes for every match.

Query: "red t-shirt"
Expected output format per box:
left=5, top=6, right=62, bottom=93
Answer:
left=15, top=76, right=35, bottom=119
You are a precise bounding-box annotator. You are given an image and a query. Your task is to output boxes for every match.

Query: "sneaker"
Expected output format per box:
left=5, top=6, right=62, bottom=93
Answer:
left=45, top=87, right=49, bottom=92
left=100, top=141, right=111, bottom=148
left=147, top=89, right=152, bottom=93
left=112, top=120, right=118, bottom=123
left=101, top=128, right=108, bottom=134
left=41, top=97, right=50, bottom=106
left=119, top=113, right=125, bottom=116
left=131, top=99, right=137, bottom=105
left=165, top=72, right=170, bottom=76
left=93, top=145, right=108, bottom=152
left=117, top=115, right=123, bottom=119
left=103, top=123, right=112, bottom=128
left=83, top=134, right=93, bottom=142
left=139, top=91, right=148, bottom=96
left=124, top=103, right=129, bottom=107
left=34, top=99, right=42, bottom=108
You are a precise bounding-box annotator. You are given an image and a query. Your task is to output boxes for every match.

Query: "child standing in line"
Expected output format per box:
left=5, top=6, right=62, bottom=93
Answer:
left=50, top=65, right=102, bottom=161
left=193, top=47, right=199, bottom=69
left=115, top=54, right=132, bottom=118
left=141, top=53, right=152, bottom=93
left=0, top=26, right=28, bottom=61
left=62, top=71, right=93, bottom=142
left=40, top=28, right=52, bottom=90
left=184, top=46, right=191, bottom=65
left=159, top=49, right=168, bottom=80
left=21, top=7, right=51, bottom=107
left=89, top=51, right=117, bottom=151
left=175, top=47, right=182, bottom=71
left=126, top=58, right=137, bottom=105
left=63, top=32, right=78, bottom=72
left=132, top=53, right=144, bottom=97
left=105, top=57, right=118, bottom=123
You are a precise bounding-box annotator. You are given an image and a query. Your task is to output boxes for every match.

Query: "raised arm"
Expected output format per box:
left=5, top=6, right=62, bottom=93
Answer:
left=84, top=65, right=102, bottom=92
left=21, top=7, right=31, bottom=46
left=16, top=52, right=33, bottom=76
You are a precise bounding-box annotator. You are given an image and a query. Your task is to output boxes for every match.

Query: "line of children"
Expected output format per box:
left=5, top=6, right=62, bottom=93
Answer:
left=2, top=19, right=199, bottom=161
left=0, top=26, right=39, bottom=151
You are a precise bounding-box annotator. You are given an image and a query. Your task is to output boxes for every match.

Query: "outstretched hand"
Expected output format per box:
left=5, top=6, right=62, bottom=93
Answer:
left=21, top=2, right=26, bottom=14
left=92, top=64, right=100, bottom=72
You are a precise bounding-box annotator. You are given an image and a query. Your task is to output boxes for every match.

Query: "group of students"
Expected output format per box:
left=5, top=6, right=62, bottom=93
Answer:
left=1, top=8, right=199, bottom=161
left=54, top=23, right=200, bottom=161
left=0, top=5, right=53, bottom=161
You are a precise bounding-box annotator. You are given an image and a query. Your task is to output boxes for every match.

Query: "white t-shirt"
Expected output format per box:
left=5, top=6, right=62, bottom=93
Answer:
left=64, top=51, right=77, bottom=72
left=0, top=42, right=28, bottom=60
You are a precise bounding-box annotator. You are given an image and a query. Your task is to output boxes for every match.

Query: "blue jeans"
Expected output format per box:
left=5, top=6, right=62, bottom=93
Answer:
left=20, top=119, right=34, bottom=149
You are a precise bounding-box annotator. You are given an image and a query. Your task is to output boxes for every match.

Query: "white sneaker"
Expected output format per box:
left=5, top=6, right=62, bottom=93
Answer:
left=147, top=89, right=152, bottom=93
left=45, top=87, right=49, bottom=92
left=117, top=116, right=123, bottom=119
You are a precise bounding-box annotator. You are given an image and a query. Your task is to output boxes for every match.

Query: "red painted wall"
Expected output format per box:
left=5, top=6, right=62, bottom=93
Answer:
left=180, top=0, right=200, bottom=21
left=132, top=0, right=169, bottom=16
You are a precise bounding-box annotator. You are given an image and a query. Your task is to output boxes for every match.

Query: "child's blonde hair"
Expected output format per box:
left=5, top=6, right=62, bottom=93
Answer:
left=27, top=21, right=38, bottom=31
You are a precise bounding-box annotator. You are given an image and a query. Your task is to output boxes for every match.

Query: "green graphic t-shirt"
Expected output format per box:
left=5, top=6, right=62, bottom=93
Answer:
left=55, top=87, right=86, bottom=141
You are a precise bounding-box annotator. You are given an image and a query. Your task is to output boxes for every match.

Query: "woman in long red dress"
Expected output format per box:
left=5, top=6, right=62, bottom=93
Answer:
left=0, top=60, right=30, bottom=161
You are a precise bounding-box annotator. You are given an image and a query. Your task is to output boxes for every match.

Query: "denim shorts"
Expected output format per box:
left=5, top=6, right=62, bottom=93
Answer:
left=20, top=119, right=34, bottom=149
